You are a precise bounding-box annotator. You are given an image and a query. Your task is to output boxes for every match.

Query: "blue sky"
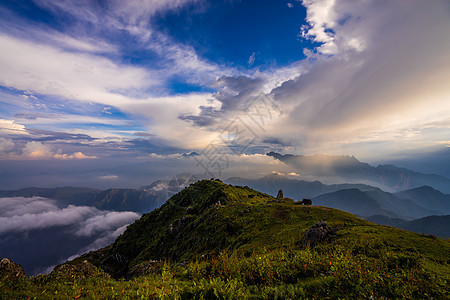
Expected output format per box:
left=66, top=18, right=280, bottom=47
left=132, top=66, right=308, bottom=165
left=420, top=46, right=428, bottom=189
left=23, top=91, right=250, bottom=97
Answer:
left=153, top=0, right=309, bottom=70
left=1, top=0, right=450, bottom=188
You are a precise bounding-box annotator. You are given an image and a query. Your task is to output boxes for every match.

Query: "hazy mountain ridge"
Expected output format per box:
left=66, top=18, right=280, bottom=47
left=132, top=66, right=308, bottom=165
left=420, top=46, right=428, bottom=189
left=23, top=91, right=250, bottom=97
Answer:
left=267, top=152, right=450, bottom=193
left=312, top=189, right=400, bottom=218
left=367, top=215, right=450, bottom=239
left=0, top=174, right=199, bottom=214
left=312, top=188, right=439, bottom=220
left=395, top=185, right=450, bottom=214
left=225, top=174, right=375, bottom=200
left=400, top=215, right=450, bottom=239
left=0, top=187, right=97, bottom=201
left=226, top=174, right=448, bottom=217
left=0, top=187, right=165, bottom=213
left=3, top=173, right=445, bottom=226
left=226, top=174, right=449, bottom=237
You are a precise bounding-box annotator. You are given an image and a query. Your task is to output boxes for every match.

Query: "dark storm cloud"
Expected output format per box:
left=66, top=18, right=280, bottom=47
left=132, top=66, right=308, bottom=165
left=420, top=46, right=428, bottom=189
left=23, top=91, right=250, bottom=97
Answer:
left=212, top=76, right=264, bottom=111
left=262, top=137, right=291, bottom=146
left=179, top=105, right=218, bottom=127
left=179, top=76, right=264, bottom=127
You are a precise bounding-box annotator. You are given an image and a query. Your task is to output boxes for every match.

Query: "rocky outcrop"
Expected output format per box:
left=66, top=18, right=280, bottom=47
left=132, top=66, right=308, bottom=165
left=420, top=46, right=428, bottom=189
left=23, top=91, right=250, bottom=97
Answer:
left=303, top=221, right=335, bottom=247
left=0, top=258, right=27, bottom=280
left=51, top=260, right=103, bottom=280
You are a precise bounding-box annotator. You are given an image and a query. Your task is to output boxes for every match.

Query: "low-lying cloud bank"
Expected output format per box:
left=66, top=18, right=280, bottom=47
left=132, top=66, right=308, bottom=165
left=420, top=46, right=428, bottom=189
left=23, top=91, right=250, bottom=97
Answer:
left=0, top=196, right=139, bottom=234
left=0, top=196, right=140, bottom=275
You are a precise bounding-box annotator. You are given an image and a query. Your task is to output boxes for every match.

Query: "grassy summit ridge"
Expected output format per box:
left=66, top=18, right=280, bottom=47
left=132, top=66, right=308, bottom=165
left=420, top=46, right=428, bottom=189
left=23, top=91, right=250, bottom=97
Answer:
left=88, top=179, right=371, bottom=277
left=1, top=180, right=449, bottom=298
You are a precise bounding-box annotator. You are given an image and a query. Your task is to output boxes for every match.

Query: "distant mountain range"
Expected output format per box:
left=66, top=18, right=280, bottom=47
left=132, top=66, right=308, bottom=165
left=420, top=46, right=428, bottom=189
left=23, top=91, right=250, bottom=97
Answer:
left=395, top=185, right=450, bottom=214
left=1, top=172, right=448, bottom=275
left=2, top=173, right=448, bottom=223
left=367, top=215, right=450, bottom=239
left=267, top=152, right=450, bottom=193
left=225, top=174, right=449, bottom=237
left=226, top=174, right=375, bottom=200
left=226, top=175, right=447, bottom=216
left=2, top=173, right=445, bottom=225
left=312, top=188, right=439, bottom=219
left=0, top=186, right=164, bottom=214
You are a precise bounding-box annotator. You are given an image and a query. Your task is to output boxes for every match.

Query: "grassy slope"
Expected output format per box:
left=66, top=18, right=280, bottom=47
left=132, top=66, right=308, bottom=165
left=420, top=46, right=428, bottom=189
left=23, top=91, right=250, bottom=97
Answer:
left=1, top=180, right=449, bottom=299
left=88, top=180, right=370, bottom=274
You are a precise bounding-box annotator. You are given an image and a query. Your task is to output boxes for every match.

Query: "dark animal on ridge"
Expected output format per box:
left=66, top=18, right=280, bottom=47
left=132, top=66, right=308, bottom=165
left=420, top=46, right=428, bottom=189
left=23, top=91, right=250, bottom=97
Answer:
left=301, top=198, right=312, bottom=205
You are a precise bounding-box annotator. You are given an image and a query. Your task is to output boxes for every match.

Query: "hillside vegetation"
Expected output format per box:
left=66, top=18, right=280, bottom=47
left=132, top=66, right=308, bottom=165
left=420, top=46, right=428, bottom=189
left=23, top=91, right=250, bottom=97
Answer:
left=1, top=180, right=449, bottom=299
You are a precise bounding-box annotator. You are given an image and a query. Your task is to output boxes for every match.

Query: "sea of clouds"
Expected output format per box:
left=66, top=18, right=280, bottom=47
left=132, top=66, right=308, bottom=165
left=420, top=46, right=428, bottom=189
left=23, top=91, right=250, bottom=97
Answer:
left=0, top=196, right=140, bottom=275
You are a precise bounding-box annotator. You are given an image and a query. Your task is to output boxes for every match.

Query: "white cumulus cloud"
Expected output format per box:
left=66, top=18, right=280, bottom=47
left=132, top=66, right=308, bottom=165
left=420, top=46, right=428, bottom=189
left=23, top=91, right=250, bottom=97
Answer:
left=268, top=0, right=450, bottom=159
left=0, top=119, right=28, bottom=135
left=0, top=137, right=15, bottom=153
left=22, top=141, right=53, bottom=158
left=22, top=141, right=98, bottom=159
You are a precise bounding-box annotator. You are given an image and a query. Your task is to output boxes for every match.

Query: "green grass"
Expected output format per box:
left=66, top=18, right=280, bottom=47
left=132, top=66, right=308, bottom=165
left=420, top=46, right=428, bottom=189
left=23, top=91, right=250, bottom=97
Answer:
left=1, top=180, right=449, bottom=298
left=2, top=244, right=448, bottom=299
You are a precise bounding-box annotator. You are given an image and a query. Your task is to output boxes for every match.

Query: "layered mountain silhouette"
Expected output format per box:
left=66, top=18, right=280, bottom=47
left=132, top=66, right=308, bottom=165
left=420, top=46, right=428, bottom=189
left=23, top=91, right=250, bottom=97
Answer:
left=0, top=187, right=164, bottom=213
left=75, top=180, right=449, bottom=280
left=226, top=174, right=374, bottom=200
left=267, top=152, right=450, bottom=193
left=226, top=174, right=448, bottom=218
left=395, top=185, right=450, bottom=214
left=226, top=174, right=449, bottom=237
left=2, top=174, right=448, bottom=223
left=0, top=173, right=199, bottom=214
left=367, top=215, right=450, bottom=239
left=312, top=188, right=438, bottom=220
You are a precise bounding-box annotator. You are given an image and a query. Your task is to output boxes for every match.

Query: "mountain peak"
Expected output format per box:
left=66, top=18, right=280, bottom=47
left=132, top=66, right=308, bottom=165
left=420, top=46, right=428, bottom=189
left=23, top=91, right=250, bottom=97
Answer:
left=410, top=185, right=439, bottom=193
left=80, top=179, right=371, bottom=278
left=266, top=152, right=450, bottom=193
